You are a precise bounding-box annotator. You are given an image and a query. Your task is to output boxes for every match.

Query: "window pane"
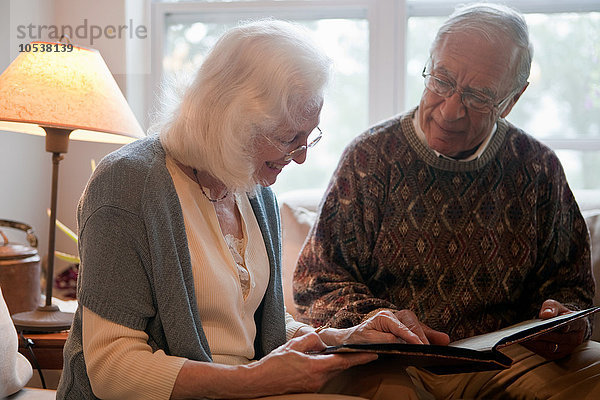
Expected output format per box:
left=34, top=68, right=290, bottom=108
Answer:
left=159, top=0, right=308, bottom=2
left=511, top=13, right=600, bottom=141
left=406, top=12, right=600, bottom=189
left=556, top=150, right=600, bottom=190
left=163, top=18, right=369, bottom=194
left=405, top=16, right=444, bottom=107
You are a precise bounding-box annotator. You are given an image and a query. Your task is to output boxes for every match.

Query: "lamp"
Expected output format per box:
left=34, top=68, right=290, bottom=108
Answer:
left=0, top=41, right=144, bottom=332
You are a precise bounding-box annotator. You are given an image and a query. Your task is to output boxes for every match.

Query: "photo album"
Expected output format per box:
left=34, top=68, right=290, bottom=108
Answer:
left=319, top=307, right=600, bottom=374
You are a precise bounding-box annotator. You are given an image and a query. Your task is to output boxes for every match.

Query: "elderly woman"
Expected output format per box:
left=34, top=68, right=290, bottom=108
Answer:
left=57, top=20, right=439, bottom=400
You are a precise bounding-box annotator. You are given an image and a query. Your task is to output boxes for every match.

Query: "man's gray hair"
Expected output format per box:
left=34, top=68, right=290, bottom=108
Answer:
left=157, top=19, right=332, bottom=193
left=431, top=2, right=533, bottom=90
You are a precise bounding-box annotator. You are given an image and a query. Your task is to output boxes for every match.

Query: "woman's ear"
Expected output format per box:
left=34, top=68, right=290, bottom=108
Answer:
left=500, top=82, right=529, bottom=119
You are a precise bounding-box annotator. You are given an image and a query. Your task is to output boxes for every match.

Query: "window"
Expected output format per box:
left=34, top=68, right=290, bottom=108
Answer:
left=151, top=0, right=600, bottom=193
left=152, top=1, right=391, bottom=194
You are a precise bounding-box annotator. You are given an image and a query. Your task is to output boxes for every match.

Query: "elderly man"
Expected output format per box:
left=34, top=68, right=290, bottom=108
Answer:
left=295, top=3, right=600, bottom=399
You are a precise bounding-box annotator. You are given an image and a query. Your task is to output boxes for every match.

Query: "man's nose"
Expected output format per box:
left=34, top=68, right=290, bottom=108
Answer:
left=440, top=91, right=467, bottom=121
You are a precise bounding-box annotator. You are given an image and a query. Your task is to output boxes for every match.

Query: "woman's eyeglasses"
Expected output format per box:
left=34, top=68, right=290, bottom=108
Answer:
left=263, top=126, right=323, bottom=162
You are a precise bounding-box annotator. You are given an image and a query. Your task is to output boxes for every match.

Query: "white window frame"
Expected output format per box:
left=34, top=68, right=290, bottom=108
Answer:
left=150, top=0, right=600, bottom=152
left=151, top=0, right=406, bottom=126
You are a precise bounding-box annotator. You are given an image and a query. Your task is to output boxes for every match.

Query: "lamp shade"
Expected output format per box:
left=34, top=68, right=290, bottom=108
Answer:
left=1, top=42, right=144, bottom=332
left=0, top=42, right=144, bottom=143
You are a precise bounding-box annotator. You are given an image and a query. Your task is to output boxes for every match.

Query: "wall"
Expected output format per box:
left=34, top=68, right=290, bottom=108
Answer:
left=0, top=0, right=148, bottom=289
left=1, top=0, right=58, bottom=264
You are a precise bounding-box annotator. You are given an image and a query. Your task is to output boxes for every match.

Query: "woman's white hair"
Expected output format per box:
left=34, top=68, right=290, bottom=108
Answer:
left=157, top=19, right=332, bottom=193
left=431, top=2, right=533, bottom=91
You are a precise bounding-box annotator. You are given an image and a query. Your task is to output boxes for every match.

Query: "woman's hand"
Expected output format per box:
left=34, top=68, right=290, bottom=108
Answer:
left=172, top=332, right=377, bottom=399
left=522, top=299, right=587, bottom=360
left=318, top=309, right=450, bottom=347
left=243, top=332, right=378, bottom=396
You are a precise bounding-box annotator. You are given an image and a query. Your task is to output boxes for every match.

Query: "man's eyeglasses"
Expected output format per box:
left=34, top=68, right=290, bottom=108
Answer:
left=263, top=126, right=323, bottom=162
left=422, top=65, right=515, bottom=114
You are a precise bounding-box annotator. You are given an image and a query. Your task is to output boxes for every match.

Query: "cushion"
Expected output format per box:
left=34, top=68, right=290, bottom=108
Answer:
left=6, top=388, right=57, bottom=399
left=279, top=190, right=321, bottom=318
left=0, top=286, right=33, bottom=398
left=583, top=210, right=600, bottom=341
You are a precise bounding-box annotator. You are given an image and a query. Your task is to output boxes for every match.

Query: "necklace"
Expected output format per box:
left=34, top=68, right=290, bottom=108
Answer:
left=192, top=168, right=229, bottom=203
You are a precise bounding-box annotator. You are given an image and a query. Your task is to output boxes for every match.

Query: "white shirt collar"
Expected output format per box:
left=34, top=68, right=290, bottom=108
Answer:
left=412, top=109, right=496, bottom=162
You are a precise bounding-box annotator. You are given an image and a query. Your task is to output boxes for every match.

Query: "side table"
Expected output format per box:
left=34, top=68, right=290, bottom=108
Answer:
left=18, top=331, right=68, bottom=370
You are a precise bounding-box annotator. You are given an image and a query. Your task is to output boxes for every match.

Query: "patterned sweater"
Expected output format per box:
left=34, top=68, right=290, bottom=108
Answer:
left=294, top=108, right=594, bottom=341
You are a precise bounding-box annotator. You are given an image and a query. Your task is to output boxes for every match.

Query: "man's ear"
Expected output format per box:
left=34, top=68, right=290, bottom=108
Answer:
left=500, top=82, right=529, bottom=118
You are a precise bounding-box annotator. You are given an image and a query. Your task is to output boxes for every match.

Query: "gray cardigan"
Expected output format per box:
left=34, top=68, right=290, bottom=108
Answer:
left=57, top=136, right=286, bottom=399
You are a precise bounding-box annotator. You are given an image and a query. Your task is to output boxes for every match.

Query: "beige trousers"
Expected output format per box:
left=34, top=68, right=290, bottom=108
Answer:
left=319, top=341, right=600, bottom=400
left=253, top=395, right=366, bottom=400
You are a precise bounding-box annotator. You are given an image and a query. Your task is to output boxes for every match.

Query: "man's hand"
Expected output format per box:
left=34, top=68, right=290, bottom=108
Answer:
left=319, top=309, right=450, bottom=347
left=522, top=299, right=587, bottom=360
left=393, top=309, right=451, bottom=345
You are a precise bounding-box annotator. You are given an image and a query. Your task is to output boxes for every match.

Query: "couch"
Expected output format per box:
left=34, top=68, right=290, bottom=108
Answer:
left=0, top=286, right=56, bottom=399
left=278, top=189, right=600, bottom=341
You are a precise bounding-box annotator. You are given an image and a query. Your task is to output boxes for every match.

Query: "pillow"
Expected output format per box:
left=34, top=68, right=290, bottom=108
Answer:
left=583, top=210, right=600, bottom=341
left=0, top=286, right=33, bottom=397
left=280, top=201, right=318, bottom=319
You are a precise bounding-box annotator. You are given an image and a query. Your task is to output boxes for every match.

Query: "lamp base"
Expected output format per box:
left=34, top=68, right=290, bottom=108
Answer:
left=12, top=305, right=74, bottom=332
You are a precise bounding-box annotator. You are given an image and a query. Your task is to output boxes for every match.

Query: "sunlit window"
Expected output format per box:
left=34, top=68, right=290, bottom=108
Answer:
left=153, top=1, right=600, bottom=192
left=158, top=5, right=370, bottom=194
